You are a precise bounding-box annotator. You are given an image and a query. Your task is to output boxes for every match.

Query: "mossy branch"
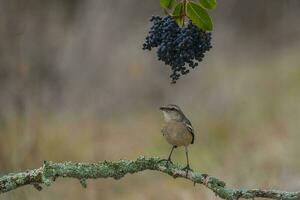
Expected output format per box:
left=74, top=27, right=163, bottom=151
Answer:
left=0, top=156, right=299, bottom=200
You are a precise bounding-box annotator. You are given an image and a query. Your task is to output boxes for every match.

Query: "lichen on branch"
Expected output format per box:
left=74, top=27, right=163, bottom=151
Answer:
left=0, top=156, right=299, bottom=200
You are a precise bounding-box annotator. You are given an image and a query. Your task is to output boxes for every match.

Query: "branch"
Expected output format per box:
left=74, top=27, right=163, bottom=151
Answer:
left=0, top=156, right=299, bottom=200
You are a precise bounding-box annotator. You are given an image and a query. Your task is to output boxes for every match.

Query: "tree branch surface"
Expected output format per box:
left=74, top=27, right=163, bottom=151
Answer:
left=0, top=157, right=299, bottom=200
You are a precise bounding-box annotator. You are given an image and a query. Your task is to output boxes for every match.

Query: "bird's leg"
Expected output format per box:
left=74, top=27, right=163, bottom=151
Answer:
left=159, top=146, right=177, bottom=167
left=182, top=146, right=193, bottom=177
left=166, top=146, right=176, bottom=165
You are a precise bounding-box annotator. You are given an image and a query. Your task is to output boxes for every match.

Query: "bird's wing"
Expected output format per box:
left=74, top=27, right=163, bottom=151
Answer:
left=184, top=119, right=195, bottom=144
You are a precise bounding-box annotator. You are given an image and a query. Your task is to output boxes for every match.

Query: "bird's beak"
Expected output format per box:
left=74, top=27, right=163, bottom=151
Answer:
left=159, top=106, right=165, bottom=110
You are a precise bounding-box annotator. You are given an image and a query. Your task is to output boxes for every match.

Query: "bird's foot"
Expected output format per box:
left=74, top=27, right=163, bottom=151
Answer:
left=182, top=165, right=193, bottom=177
left=158, top=158, right=173, bottom=168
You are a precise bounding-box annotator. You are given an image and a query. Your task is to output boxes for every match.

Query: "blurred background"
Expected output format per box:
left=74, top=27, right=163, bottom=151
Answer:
left=1, top=0, right=300, bottom=199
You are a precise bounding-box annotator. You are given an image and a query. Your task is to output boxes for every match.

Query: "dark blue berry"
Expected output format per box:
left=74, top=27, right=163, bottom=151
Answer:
left=142, top=16, right=212, bottom=83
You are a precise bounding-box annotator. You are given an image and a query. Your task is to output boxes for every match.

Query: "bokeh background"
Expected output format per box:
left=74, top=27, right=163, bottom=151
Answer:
left=1, top=0, right=300, bottom=199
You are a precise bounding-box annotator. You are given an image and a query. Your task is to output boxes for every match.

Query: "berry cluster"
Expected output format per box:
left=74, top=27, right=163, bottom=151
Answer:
left=143, top=16, right=212, bottom=83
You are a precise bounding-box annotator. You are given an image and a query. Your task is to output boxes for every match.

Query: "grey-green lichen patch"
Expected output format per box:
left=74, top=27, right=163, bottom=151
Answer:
left=207, top=176, right=226, bottom=187
left=1, top=156, right=300, bottom=200
left=191, top=173, right=204, bottom=184
left=0, top=168, right=43, bottom=193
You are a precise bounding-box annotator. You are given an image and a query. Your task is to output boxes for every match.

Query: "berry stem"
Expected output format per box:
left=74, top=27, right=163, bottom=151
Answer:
left=182, top=0, right=188, bottom=26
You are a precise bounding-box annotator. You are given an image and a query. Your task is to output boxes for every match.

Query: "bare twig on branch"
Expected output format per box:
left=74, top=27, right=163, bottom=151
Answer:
left=0, top=156, right=299, bottom=200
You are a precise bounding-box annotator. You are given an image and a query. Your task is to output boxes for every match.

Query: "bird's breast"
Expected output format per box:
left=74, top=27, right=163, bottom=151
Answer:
left=162, top=121, right=193, bottom=146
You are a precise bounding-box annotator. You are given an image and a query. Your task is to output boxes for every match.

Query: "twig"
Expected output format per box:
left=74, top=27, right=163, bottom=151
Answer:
left=0, top=156, right=299, bottom=200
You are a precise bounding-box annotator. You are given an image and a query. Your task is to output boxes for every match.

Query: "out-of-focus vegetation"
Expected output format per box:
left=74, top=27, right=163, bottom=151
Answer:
left=1, top=0, right=300, bottom=199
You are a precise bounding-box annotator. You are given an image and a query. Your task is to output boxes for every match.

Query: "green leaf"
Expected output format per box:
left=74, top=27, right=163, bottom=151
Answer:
left=186, top=2, right=213, bottom=31
left=199, top=0, right=217, bottom=10
left=160, top=0, right=176, bottom=9
left=173, top=3, right=184, bottom=27
left=173, top=3, right=183, bottom=17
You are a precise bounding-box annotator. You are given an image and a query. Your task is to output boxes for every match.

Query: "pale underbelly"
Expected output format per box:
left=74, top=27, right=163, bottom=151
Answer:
left=162, top=122, right=193, bottom=146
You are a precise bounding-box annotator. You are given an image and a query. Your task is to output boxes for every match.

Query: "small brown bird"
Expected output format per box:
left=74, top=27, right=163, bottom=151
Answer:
left=160, top=104, right=194, bottom=173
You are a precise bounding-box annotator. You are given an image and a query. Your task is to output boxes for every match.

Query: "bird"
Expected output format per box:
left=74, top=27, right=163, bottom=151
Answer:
left=159, top=104, right=194, bottom=175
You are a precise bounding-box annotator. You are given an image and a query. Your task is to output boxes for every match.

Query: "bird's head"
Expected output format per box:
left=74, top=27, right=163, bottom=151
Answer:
left=160, top=104, right=184, bottom=122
